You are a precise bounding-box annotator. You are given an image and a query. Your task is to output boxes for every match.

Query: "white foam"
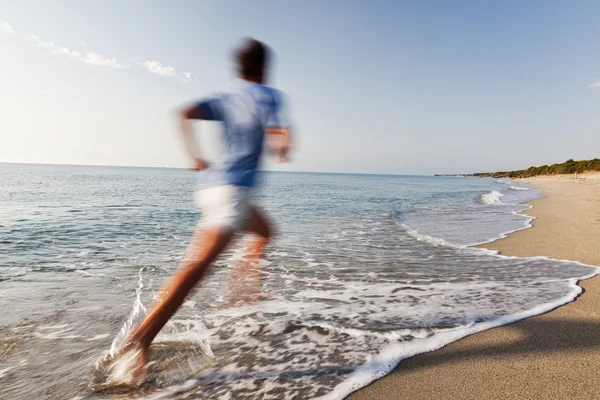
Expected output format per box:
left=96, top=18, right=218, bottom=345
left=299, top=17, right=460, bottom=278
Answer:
left=83, top=244, right=600, bottom=400
left=0, top=367, right=14, bottom=379
left=480, top=190, right=504, bottom=205
left=402, top=185, right=541, bottom=248
left=76, top=270, right=106, bottom=277
left=183, top=300, right=197, bottom=308
left=86, top=334, right=110, bottom=341
left=321, top=272, right=598, bottom=400
left=401, top=224, right=462, bottom=249
left=510, top=185, right=531, bottom=191
left=34, top=324, right=80, bottom=340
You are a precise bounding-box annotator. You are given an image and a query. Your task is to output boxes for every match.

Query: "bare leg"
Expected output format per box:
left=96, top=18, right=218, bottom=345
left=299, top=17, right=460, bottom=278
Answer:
left=124, top=227, right=234, bottom=355
left=223, top=207, right=274, bottom=307
left=223, top=259, right=262, bottom=307
left=243, top=206, right=273, bottom=261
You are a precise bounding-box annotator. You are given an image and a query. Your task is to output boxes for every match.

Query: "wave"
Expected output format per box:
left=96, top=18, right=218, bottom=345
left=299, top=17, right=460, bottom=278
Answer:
left=510, top=186, right=532, bottom=191
left=400, top=224, right=462, bottom=249
left=129, top=242, right=600, bottom=400
left=401, top=207, right=535, bottom=249
left=322, top=270, right=597, bottom=400
left=335, top=221, right=599, bottom=400
left=480, top=190, right=504, bottom=205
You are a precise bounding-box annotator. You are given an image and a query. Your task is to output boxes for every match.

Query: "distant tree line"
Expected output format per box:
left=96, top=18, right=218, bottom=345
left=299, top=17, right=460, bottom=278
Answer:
left=472, top=158, right=600, bottom=178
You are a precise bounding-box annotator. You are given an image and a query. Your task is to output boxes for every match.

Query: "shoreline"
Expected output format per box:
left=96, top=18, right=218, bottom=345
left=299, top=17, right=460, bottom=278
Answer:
left=350, top=173, right=600, bottom=400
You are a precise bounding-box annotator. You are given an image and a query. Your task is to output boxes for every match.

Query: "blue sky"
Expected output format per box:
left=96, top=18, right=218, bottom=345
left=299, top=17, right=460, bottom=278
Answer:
left=1, top=1, right=599, bottom=175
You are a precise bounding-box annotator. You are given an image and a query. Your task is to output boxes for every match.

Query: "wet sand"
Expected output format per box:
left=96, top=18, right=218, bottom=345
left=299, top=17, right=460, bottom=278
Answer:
left=351, top=173, right=600, bottom=400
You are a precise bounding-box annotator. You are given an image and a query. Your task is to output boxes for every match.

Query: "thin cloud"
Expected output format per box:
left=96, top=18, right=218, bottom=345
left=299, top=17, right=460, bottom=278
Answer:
left=0, top=20, right=16, bottom=34
left=141, top=60, right=177, bottom=77
left=26, top=33, right=190, bottom=82
left=29, top=35, right=129, bottom=69
left=588, top=80, right=600, bottom=89
left=84, top=52, right=129, bottom=68
left=29, top=35, right=81, bottom=59
left=141, top=60, right=193, bottom=83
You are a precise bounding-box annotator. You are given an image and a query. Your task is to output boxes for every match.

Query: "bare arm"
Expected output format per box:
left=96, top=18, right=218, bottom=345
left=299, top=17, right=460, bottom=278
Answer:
left=179, top=104, right=209, bottom=171
left=265, top=127, right=292, bottom=163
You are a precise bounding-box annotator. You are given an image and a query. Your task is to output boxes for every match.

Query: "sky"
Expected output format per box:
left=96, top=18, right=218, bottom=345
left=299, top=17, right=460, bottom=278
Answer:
left=1, top=0, right=599, bottom=175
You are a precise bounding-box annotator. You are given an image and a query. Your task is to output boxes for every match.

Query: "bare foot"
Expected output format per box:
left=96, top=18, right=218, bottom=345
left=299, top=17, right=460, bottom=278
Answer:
left=108, top=342, right=149, bottom=387
left=128, top=344, right=149, bottom=387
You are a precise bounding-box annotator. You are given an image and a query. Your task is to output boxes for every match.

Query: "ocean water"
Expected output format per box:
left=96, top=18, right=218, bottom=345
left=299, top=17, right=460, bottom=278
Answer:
left=0, top=163, right=597, bottom=400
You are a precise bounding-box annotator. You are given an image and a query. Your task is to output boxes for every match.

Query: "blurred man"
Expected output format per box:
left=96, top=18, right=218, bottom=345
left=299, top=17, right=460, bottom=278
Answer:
left=122, top=38, right=291, bottom=382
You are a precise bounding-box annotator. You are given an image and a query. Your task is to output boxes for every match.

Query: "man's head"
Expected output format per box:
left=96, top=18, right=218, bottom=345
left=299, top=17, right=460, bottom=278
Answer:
left=235, top=38, right=269, bottom=84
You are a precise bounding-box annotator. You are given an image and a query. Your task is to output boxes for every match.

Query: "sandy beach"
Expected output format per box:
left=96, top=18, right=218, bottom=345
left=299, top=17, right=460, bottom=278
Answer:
left=351, top=173, right=600, bottom=400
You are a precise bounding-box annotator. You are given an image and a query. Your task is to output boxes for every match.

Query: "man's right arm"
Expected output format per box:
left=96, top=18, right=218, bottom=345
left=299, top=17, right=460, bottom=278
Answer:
left=179, top=99, right=222, bottom=171
left=179, top=104, right=210, bottom=171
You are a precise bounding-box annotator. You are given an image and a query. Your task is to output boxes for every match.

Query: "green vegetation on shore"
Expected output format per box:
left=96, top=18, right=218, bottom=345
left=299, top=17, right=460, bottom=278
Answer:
left=472, top=159, right=600, bottom=178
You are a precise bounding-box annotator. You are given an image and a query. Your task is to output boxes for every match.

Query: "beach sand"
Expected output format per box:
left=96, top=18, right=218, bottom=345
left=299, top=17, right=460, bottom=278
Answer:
left=351, top=173, right=600, bottom=400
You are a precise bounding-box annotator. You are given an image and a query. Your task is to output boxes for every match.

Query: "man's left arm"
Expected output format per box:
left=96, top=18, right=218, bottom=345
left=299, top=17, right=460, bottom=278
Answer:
left=265, top=127, right=292, bottom=163
left=265, top=92, right=292, bottom=163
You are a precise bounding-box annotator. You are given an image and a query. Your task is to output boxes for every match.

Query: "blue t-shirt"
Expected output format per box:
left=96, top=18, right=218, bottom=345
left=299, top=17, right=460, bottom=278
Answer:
left=197, top=81, right=288, bottom=188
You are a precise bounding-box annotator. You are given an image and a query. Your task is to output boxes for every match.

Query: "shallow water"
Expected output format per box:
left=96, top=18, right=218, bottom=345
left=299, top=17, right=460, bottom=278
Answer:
left=0, top=164, right=596, bottom=399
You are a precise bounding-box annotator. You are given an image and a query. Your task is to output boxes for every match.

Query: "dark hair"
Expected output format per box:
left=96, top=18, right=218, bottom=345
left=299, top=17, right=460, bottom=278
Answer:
left=235, top=38, right=269, bottom=80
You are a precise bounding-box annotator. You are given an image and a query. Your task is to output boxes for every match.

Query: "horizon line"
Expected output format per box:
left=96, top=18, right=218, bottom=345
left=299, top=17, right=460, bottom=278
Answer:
left=0, top=161, right=441, bottom=178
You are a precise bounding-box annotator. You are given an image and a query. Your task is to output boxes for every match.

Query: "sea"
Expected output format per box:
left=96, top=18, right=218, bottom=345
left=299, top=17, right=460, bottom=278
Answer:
left=1, top=163, right=597, bottom=400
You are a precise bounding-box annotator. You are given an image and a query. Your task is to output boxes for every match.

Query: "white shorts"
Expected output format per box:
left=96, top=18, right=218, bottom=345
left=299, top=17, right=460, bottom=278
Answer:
left=194, top=185, right=253, bottom=231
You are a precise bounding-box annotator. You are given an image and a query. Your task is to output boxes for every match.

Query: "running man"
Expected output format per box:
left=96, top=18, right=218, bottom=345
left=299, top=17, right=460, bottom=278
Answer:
left=122, top=38, right=291, bottom=381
